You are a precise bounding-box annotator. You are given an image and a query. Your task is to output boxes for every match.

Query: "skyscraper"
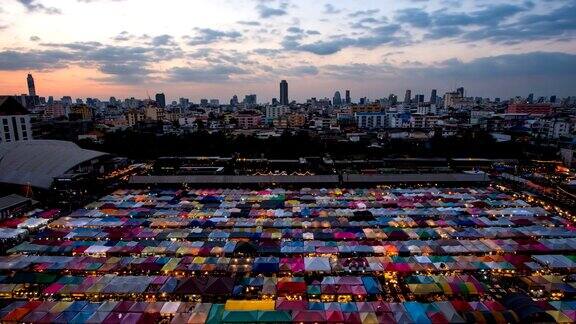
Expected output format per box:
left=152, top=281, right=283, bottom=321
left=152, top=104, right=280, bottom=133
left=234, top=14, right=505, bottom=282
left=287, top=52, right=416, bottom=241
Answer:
left=345, top=90, right=351, bottom=104
left=404, top=90, right=411, bottom=104
left=155, top=93, right=166, bottom=108
left=333, top=91, right=342, bottom=106
left=279, top=80, right=289, bottom=106
left=456, top=87, right=465, bottom=98
left=27, top=74, right=36, bottom=96
left=388, top=94, right=398, bottom=105
left=430, top=89, right=437, bottom=104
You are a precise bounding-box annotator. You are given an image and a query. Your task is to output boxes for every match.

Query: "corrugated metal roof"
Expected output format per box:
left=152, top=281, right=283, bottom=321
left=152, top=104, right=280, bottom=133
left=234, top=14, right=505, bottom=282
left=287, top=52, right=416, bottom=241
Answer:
left=0, top=140, right=107, bottom=189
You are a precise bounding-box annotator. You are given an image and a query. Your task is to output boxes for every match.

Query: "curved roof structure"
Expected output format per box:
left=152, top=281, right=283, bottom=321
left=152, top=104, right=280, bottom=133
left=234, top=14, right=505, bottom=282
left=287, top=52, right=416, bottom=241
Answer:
left=0, top=140, right=107, bottom=189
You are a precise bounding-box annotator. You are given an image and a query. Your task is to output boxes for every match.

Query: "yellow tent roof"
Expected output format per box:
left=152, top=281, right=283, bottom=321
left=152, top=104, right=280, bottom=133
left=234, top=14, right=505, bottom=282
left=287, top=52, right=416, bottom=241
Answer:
left=224, top=300, right=276, bottom=311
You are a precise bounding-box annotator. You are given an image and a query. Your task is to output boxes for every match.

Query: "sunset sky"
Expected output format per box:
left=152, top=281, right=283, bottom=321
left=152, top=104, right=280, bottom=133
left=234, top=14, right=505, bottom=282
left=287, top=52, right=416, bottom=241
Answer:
left=0, top=0, right=575, bottom=102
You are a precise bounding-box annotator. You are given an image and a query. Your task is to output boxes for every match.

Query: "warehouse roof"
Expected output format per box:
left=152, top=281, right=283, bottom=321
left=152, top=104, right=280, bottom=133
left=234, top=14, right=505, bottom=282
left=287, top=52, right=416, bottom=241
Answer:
left=0, top=140, right=107, bottom=189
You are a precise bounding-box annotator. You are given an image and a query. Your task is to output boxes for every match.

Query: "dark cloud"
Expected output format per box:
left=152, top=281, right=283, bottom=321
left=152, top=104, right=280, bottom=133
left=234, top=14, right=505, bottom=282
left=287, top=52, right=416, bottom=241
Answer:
left=185, top=28, right=242, bottom=46
left=96, top=62, right=152, bottom=84
left=166, top=65, right=248, bottom=82
left=16, top=0, right=61, bottom=14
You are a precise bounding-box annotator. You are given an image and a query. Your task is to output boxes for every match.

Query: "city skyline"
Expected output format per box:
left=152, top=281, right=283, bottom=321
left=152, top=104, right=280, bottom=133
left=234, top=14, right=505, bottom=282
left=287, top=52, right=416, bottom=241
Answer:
left=0, top=0, right=575, bottom=101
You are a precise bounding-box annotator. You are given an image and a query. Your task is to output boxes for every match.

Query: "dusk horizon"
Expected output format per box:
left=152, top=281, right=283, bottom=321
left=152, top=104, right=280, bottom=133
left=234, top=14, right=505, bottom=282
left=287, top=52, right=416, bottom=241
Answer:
left=1, top=0, right=575, bottom=101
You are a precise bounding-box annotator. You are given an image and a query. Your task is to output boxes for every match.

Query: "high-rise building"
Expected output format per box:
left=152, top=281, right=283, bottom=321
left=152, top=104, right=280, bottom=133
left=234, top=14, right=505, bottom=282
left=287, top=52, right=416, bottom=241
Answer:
left=550, top=95, right=557, bottom=103
left=430, top=89, right=437, bottom=104
left=27, top=74, right=36, bottom=97
left=244, top=94, right=257, bottom=106
left=279, top=80, right=289, bottom=106
left=0, top=96, right=33, bottom=143
left=345, top=90, right=351, bottom=104
left=527, top=93, right=534, bottom=104
left=456, top=87, right=465, bottom=98
left=404, top=90, right=411, bottom=104
left=388, top=94, right=398, bottom=105
left=230, top=95, right=239, bottom=107
left=333, top=91, right=342, bottom=106
left=155, top=93, right=166, bottom=108
left=179, top=98, right=190, bottom=110
left=415, top=94, right=425, bottom=103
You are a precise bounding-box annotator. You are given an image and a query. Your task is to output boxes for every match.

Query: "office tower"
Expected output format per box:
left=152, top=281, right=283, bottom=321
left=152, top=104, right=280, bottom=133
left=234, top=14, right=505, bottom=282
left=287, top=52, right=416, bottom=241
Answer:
left=27, top=74, right=36, bottom=96
left=333, top=91, right=342, bottom=106
left=47, top=96, right=54, bottom=105
left=359, top=97, right=367, bottom=105
left=456, top=87, right=465, bottom=98
left=550, top=95, right=557, bottom=103
left=230, top=95, right=239, bottom=106
left=527, top=93, right=534, bottom=104
left=272, top=98, right=279, bottom=106
left=244, top=94, right=257, bottom=106
left=155, top=93, right=166, bottom=108
left=345, top=90, right=351, bottom=104
left=404, top=90, right=411, bottom=104
left=388, top=94, right=398, bottom=106
left=61, top=96, right=72, bottom=107
left=430, top=89, right=437, bottom=104
left=179, top=98, right=190, bottom=109
left=279, top=80, right=289, bottom=106
left=415, top=94, right=424, bottom=103
left=200, top=99, right=208, bottom=107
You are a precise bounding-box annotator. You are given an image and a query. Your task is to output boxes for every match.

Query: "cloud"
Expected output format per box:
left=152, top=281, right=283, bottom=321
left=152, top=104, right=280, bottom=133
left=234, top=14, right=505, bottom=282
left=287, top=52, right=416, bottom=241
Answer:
left=323, top=4, right=341, bottom=15
left=185, top=28, right=242, bottom=46
left=257, top=3, right=288, bottom=18
left=30, top=36, right=41, bottom=42
left=0, top=50, right=73, bottom=70
left=320, top=52, right=576, bottom=96
left=94, top=62, right=152, bottom=84
left=349, top=9, right=379, bottom=18
left=150, top=34, right=176, bottom=46
left=279, top=65, right=319, bottom=76
left=460, top=4, right=576, bottom=43
left=286, top=27, right=304, bottom=34
left=237, top=21, right=261, bottom=26
left=395, top=8, right=431, bottom=28
left=113, top=31, right=133, bottom=42
left=0, top=41, right=181, bottom=83
left=166, top=65, right=248, bottom=82
left=282, top=23, right=406, bottom=55
left=16, top=0, right=61, bottom=14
